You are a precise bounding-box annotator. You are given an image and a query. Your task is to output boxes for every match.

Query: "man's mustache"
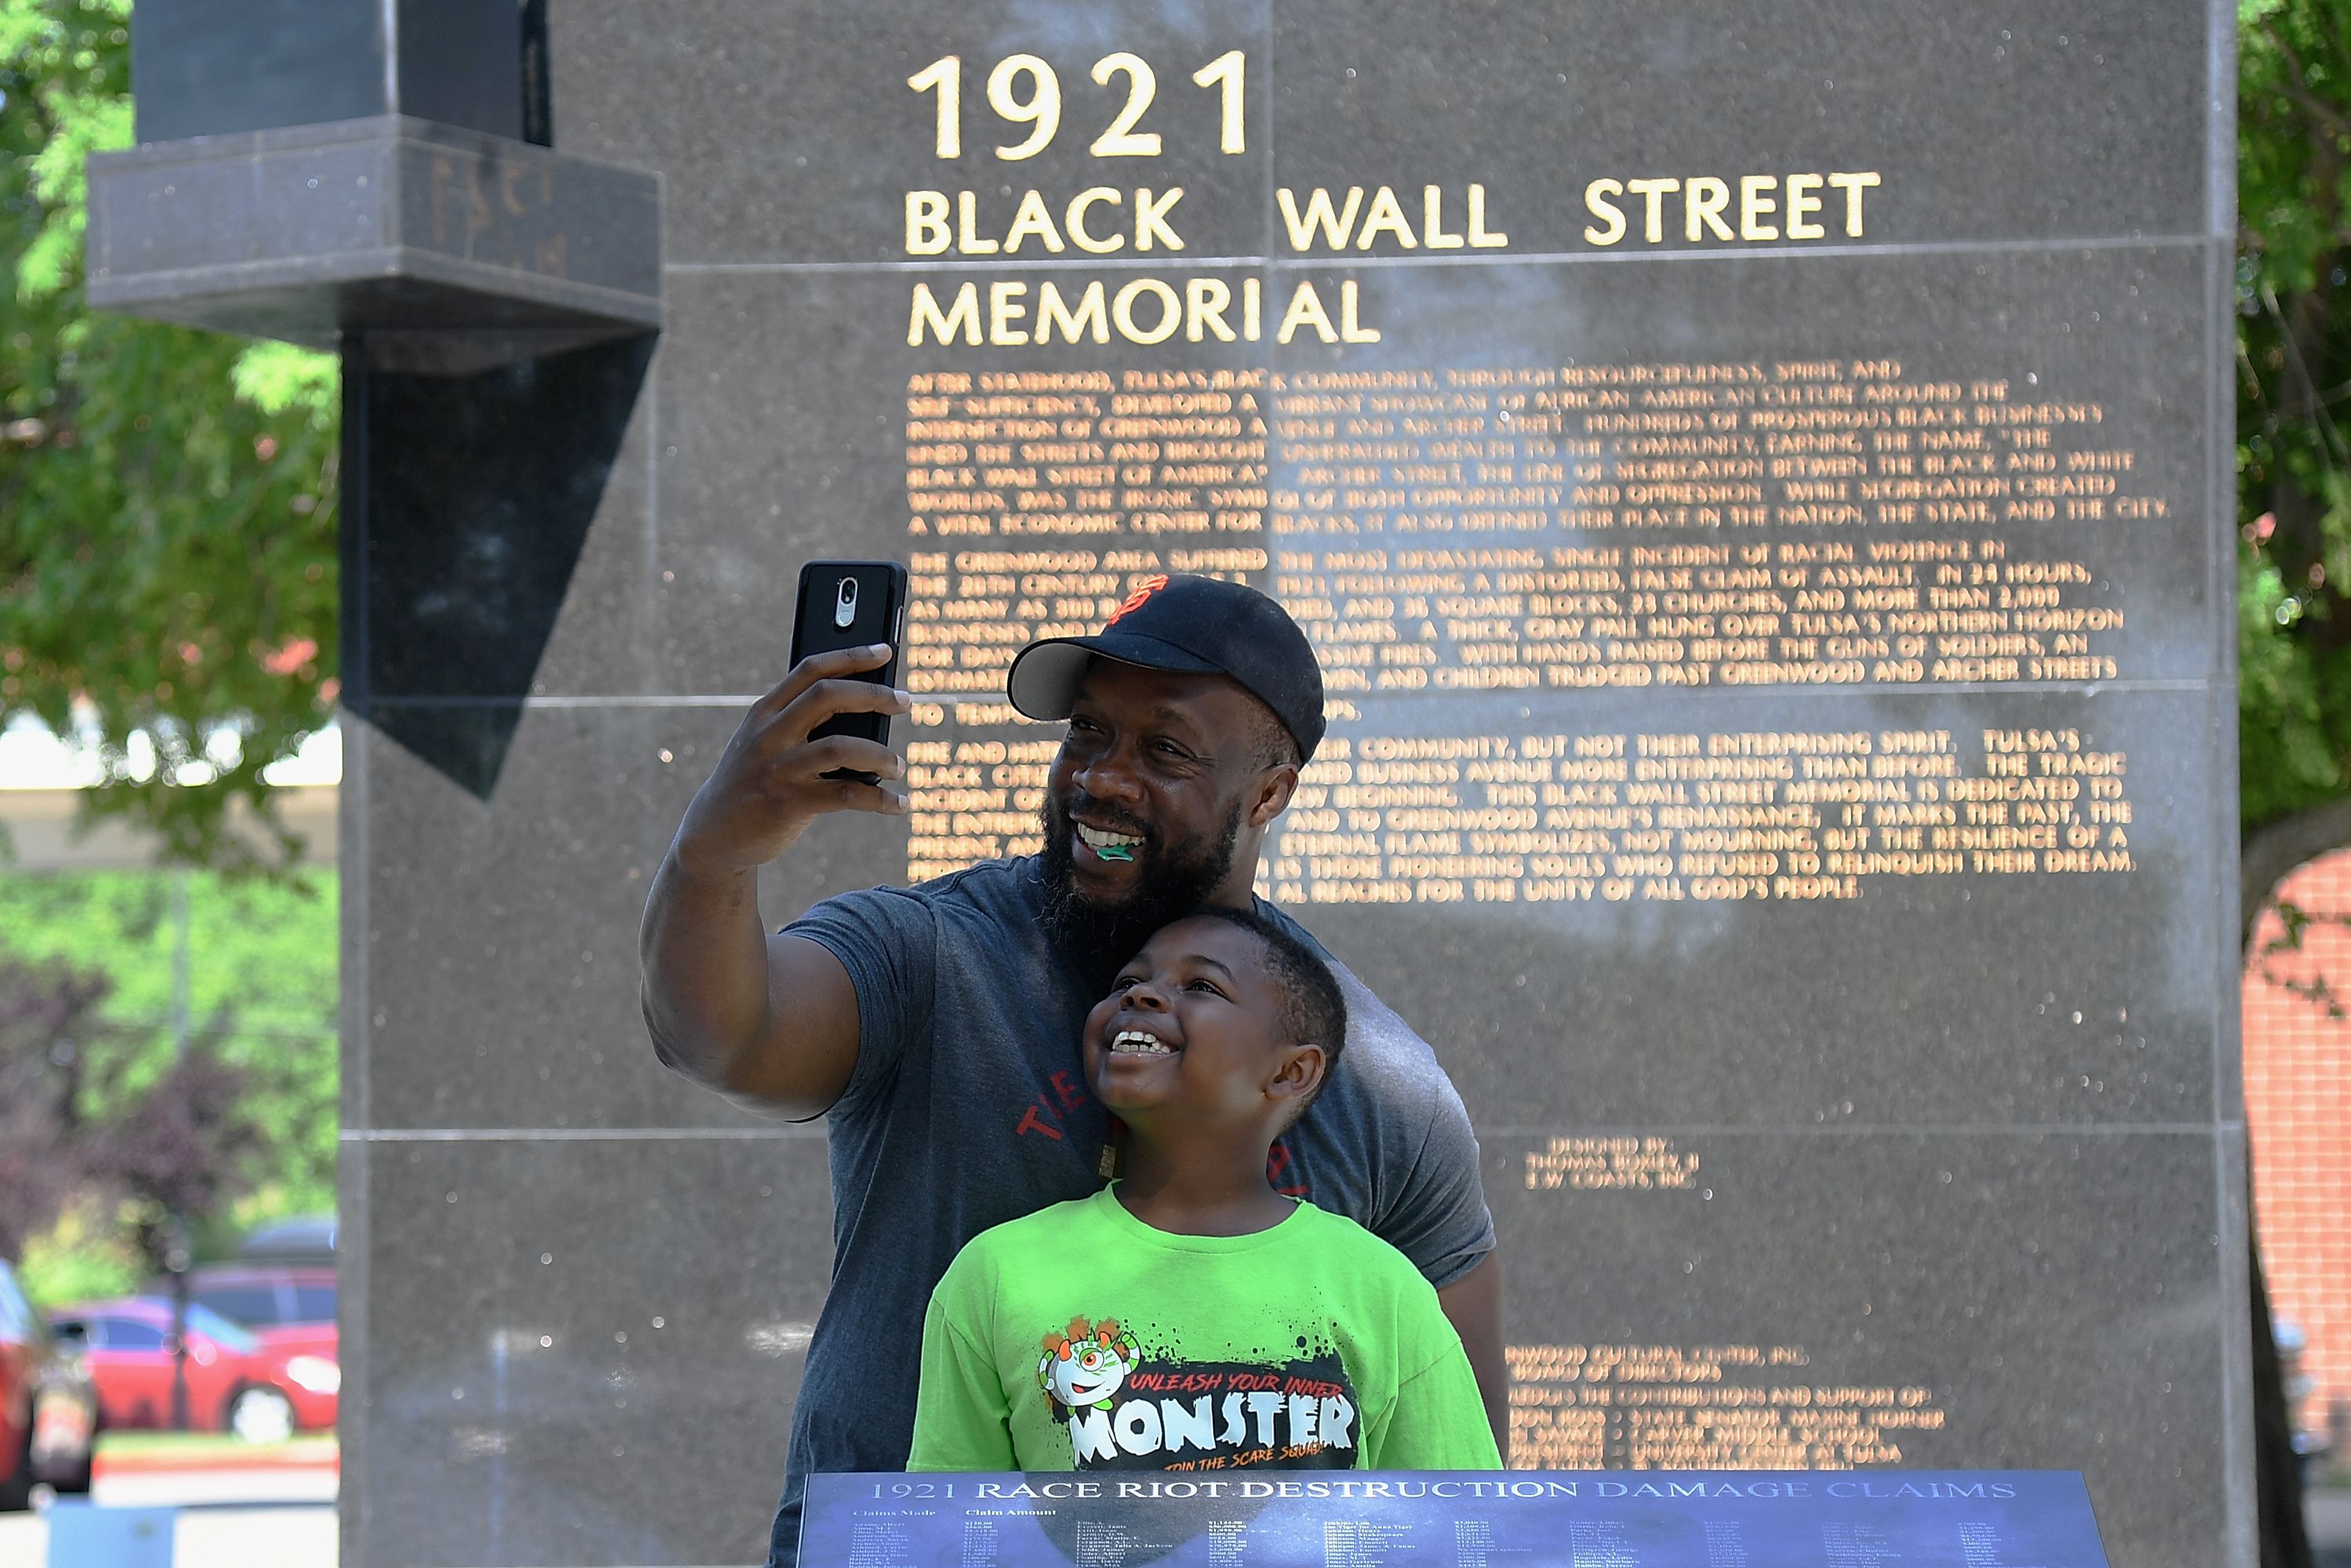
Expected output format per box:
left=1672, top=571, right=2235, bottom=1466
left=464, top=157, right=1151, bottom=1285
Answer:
left=1051, top=788, right=1153, bottom=842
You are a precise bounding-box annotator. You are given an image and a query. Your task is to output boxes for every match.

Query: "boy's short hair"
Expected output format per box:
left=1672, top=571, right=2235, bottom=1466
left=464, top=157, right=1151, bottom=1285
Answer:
left=1180, top=907, right=1348, bottom=1108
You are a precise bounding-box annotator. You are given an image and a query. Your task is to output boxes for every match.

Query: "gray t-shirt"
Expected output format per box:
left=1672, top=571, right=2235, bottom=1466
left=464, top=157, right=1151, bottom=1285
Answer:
left=765, top=856, right=1493, bottom=1567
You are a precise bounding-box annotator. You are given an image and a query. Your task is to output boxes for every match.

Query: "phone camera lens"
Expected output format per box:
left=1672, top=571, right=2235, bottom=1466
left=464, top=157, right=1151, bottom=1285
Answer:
left=834, top=577, right=859, bottom=629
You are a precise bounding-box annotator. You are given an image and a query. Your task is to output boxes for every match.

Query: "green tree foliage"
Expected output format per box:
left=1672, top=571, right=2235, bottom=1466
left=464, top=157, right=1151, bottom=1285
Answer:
left=0, top=956, right=105, bottom=1262
left=2239, top=1, right=2351, bottom=878
left=0, top=951, right=269, bottom=1301
left=0, top=0, right=339, bottom=871
left=0, top=868, right=339, bottom=1226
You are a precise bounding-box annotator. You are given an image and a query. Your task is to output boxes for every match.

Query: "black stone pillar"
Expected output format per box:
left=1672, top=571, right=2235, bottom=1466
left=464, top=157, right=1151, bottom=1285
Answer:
left=132, top=0, right=525, bottom=143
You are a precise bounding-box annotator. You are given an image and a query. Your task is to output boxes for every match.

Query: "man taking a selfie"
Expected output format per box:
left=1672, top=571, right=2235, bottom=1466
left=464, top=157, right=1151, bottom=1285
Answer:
left=639, top=574, right=1504, bottom=1567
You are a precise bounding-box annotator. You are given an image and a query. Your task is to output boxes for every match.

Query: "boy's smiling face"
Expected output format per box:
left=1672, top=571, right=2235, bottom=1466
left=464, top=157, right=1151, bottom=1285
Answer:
left=1081, top=914, right=1324, bottom=1132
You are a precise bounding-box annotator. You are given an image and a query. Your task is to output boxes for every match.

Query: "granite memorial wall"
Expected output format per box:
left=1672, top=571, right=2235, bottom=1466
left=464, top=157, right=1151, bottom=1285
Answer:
left=330, top=3, right=2244, bottom=1564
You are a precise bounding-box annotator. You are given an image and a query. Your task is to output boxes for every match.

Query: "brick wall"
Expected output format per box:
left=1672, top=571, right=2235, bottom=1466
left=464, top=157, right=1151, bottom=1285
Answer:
left=2245, top=845, right=2351, bottom=1447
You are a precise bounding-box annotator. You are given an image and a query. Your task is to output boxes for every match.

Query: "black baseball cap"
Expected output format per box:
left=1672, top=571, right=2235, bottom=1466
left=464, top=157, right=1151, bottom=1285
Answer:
left=1005, top=574, right=1326, bottom=762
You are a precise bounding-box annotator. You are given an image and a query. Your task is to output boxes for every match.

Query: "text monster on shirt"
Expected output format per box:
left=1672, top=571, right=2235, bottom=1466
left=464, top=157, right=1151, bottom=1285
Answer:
left=1040, top=1315, right=1358, bottom=1471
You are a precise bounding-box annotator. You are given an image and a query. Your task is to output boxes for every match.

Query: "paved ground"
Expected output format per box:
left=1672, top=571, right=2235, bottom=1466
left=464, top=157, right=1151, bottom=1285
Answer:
left=0, top=1501, right=336, bottom=1567
left=88, top=1467, right=338, bottom=1508
left=2312, top=1490, right=2351, bottom=1568
left=0, top=1462, right=338, bottom=1567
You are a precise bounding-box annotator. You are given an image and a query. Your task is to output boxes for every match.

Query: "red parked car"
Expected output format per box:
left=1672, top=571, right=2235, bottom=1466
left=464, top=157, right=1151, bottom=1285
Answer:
left=45, top=1298, right=338, bottom=1443
left=182, top=1262, right=339, bottom=1363
left=182, top=1262, right=336, bottom=1337
left=0, top=1261, right=97, bottom=1508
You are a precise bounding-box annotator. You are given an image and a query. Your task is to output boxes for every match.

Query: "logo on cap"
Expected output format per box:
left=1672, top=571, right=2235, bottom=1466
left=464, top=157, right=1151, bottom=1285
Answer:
left=1105, top=574, right=1170, bottom=626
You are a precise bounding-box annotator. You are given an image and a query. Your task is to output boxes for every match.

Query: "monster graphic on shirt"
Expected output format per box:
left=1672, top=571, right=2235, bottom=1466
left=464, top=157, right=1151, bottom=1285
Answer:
left=1038, top=1313, right=1360, bottom=1472
left=1038, top=1317, right=1140, bottom=1411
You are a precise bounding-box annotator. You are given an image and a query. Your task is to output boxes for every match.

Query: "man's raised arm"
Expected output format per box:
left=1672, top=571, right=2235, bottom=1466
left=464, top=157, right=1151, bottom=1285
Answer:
left=638, top=645, right=910, bottom=1119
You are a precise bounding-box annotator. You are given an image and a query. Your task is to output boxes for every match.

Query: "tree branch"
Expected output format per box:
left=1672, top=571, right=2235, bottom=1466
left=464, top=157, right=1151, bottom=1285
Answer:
left=2243, top=798, right=2351, bottom=951
left=2263, top=21, right=2351, bottom=138
left=2266, top=282, right=2349, bottom=461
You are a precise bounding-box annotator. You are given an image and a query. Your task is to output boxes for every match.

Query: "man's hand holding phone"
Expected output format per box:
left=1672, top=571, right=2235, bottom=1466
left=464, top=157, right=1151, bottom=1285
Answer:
left=671, top=644, right=911, bottom=880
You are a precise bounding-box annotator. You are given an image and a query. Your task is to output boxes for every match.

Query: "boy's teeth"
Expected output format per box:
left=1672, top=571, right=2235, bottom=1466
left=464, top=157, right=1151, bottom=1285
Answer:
left=1110, top=1029, right=1174, bottom=1055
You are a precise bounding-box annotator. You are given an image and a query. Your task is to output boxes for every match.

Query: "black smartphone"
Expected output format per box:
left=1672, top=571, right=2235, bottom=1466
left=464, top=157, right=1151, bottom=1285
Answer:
left=789, top=559, right=910, bottom=784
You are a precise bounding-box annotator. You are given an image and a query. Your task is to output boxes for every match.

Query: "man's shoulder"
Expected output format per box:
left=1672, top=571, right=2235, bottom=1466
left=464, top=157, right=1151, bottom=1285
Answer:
left=924, top=855, right=1049, bottom=918
left=798, top=856, right=1044, bottom=936
left=1252, top=902, right=1436, bottom=1044
left=861, top=853, right=1040, bottom=908
left=1263, top=907, right=1489, bottom=1266
left=1252, top=896, right=1329, bottom=959
left=1252, top=902, right=1451, bottom=1102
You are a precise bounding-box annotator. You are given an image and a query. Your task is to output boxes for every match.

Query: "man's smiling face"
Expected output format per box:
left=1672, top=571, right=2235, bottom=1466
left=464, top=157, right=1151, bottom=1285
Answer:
left=1036, top=663, right=1298, bottom=980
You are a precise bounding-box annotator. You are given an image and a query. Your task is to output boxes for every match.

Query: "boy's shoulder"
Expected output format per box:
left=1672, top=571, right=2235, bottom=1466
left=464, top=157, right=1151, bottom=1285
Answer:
left=944, top=1192, right=1110, bottom=1273
left=945, top=1193, right=1418, bottom=1270
left=937, top=1193, right=1440, bottom=1312
left=1288, top=1203, right=1446, bottom=1291
left=983, top=1190, right=1103, bottom=1238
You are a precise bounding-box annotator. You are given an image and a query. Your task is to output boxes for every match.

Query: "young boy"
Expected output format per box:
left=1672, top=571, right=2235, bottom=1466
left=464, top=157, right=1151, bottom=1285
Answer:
left=906, top=907, right=1501, bottom=1472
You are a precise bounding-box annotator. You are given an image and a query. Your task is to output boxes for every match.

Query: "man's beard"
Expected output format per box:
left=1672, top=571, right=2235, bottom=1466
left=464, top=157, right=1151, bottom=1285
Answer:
left=1038, top=787, right=1245, bottom=991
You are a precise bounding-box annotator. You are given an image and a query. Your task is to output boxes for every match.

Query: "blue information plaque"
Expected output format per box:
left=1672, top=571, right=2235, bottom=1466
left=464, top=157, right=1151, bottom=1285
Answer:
left=803, top=1470, right=2108, bottom=1566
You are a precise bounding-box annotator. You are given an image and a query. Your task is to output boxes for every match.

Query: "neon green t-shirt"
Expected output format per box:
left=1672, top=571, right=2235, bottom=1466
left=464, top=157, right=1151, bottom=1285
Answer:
left=907, top=1187, right=1501, bottom=1473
